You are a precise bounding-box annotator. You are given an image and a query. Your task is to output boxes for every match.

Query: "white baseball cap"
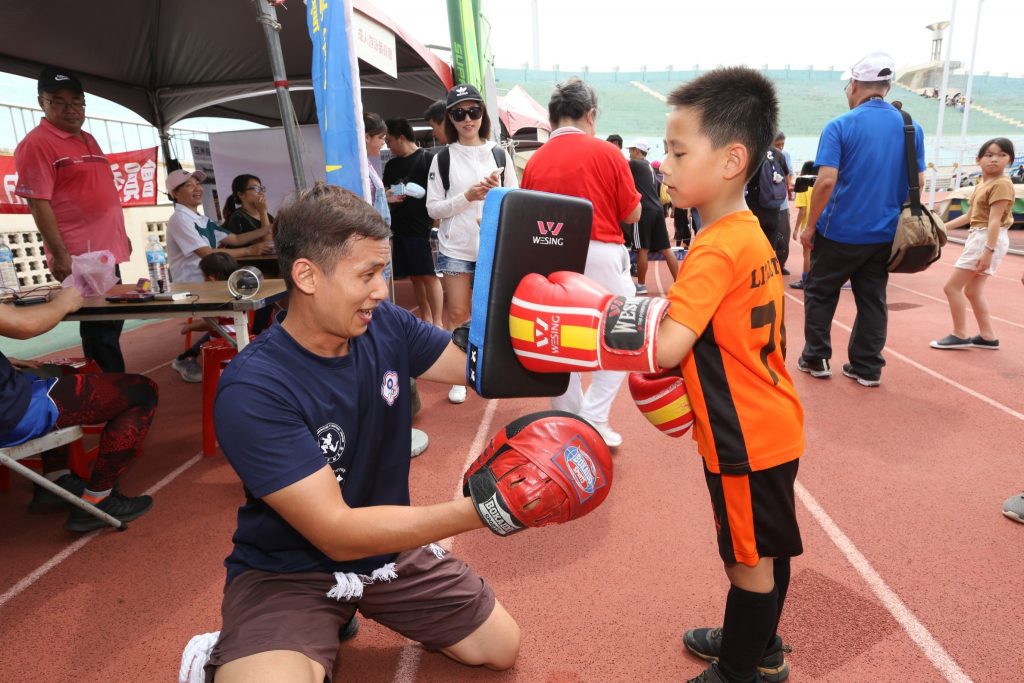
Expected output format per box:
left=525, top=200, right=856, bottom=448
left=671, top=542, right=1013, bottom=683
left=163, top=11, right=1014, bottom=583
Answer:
left=841, top=51, right=895, bottom=82
left=628, top=140, right=650, bottom=154
left=165, top=169, right=207, bottom=194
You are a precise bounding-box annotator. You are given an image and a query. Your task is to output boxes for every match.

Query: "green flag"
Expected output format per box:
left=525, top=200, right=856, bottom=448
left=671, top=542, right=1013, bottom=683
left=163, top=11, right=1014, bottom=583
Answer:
left=447, top=0, right=484, bottom=90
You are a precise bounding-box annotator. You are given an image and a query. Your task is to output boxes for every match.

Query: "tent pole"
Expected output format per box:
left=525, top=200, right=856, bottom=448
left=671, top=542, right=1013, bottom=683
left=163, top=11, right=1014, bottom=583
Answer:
left=253, top=0, right=308, bottom=192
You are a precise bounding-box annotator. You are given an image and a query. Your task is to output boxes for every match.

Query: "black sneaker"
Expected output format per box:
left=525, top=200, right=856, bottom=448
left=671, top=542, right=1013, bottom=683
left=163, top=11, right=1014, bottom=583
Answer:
left=797, top=356, right=831, bottom=379
left=339, top=614, right=360, bottom=642
left=684, top=627, right=790, bottom=682
left=970, top=335, right=999, bottom=350
left=28, top=473, right=86, bottom=514
left=780, top=267, right=791, bottom=276
left=929, top=334, right=972, bottom=350
left=841, top=363, right=881, bottom=388
left=788, top=279, right=805, bottom=290
left=64, top=493, right=153, bottom=533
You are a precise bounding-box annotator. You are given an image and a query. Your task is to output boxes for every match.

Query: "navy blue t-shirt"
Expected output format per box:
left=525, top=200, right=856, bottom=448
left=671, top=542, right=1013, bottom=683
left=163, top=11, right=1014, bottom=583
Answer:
left=214, top=301, right=451, bottom=582
left=0, top=352, right=32, bottom=434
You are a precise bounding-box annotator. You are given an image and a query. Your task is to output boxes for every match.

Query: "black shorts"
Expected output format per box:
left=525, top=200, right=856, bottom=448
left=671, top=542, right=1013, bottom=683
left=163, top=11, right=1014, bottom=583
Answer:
left=391, top=234, right=437, bottom=279
left=635, top=209, right=670, bottom=251
left=703, top=458, right=803, bottom=566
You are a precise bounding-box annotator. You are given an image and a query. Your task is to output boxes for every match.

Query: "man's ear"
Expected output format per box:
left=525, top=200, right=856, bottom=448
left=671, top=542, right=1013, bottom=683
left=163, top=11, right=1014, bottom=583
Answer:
left=722, top=142, right=750, bottom=182
left=290, top=258, right=319, bottom=295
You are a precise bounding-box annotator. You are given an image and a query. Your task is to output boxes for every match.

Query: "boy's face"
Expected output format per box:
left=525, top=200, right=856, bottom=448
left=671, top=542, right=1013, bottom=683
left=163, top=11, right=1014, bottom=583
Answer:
left=660, top=107, right=731, bottom=210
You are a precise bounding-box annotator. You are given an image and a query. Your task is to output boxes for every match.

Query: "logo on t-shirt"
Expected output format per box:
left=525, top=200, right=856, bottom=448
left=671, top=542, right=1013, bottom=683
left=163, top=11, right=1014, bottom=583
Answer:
left=317, top=422, right=346, bottom=464
left=381, top=370, right=400, bottom=406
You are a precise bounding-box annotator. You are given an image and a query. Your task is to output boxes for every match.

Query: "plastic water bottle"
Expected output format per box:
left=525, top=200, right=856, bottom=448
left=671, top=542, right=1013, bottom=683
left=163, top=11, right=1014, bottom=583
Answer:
left=145, top=235, right=169, bottom=293
left=0, top=237, right=18, bottom=292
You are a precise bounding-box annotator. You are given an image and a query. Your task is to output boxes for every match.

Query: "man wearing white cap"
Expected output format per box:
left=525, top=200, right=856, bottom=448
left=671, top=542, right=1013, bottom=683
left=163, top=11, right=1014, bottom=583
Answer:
left=797, top=51, right=925, bottom=388
left=15, top=66, right=133, bottom=372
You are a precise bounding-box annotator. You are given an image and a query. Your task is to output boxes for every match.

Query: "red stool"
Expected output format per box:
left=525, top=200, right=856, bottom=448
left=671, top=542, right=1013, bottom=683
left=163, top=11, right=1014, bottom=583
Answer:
left=201, top=339, right=238, bottom=456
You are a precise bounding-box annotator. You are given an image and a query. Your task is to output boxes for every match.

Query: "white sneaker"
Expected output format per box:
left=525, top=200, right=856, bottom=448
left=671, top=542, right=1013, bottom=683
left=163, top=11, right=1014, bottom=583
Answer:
left=590, top=421, right=623, bottom=448
left=172, top=356, right=203, bottom=383
left=448, top=385, right=467, bottom=404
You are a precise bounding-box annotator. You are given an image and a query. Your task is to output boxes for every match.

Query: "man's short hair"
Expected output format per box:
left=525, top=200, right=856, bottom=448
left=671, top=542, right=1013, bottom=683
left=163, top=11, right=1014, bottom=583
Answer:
left=386, top=117, right=416, bottom=142
left=606, top=134, right=623, bottom=149
left=273, top=182, right=391, bottom=289
left=666, top=67, right=778, bottom=183
left=423, top=99, right=446, bottom=124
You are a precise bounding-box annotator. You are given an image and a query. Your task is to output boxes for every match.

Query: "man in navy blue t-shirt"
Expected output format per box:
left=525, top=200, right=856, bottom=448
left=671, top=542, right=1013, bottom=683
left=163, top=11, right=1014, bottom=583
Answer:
left=201, top=183, right=521, bottom=682
left=798, top=51, right=926, bottom=387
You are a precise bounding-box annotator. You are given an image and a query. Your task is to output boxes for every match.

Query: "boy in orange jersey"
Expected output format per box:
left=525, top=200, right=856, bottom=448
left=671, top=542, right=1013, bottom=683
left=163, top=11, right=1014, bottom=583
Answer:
left=508, top=67, right=803, bottom=683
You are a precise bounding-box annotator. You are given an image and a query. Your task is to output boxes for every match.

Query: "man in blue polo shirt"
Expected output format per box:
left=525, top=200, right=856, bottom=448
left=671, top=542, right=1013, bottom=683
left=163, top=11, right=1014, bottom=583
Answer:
left=798, top=51, right=925, bottom=387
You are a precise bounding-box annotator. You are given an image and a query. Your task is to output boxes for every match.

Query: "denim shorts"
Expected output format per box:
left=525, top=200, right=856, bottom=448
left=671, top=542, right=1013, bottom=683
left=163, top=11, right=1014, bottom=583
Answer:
left=436, top=253, right=475, bottom=276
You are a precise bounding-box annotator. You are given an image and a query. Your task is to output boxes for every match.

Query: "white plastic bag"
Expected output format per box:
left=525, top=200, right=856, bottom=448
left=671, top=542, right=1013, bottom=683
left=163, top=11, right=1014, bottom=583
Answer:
left=61, top=250, right=119, bottom=296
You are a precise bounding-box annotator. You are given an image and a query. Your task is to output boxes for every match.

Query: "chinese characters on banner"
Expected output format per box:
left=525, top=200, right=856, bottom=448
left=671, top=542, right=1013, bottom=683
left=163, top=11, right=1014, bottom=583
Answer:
left=0, top=146, right=159, bottom=214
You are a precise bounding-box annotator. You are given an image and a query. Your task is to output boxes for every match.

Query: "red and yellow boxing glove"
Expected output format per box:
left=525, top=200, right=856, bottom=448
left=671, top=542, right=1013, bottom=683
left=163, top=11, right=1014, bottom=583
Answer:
left=509, top=271, right=669, bottom=374
left=628, top=367, right=694, bottom=438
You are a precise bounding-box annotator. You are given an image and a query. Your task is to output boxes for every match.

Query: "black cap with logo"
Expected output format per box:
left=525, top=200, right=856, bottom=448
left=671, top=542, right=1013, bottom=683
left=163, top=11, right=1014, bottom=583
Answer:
left=446, top=83, right=483, bottom=109
left=38, top=66, right=84, bottom=95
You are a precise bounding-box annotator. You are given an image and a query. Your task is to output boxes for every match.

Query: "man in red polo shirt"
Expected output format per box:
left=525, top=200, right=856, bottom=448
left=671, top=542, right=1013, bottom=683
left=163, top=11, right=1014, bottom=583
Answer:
left=15, top=66, right=132, bottom=372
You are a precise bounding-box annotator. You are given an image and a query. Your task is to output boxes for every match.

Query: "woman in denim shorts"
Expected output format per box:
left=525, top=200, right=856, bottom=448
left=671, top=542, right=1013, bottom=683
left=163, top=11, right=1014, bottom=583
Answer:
left=426, top=84, right=518, bottom=404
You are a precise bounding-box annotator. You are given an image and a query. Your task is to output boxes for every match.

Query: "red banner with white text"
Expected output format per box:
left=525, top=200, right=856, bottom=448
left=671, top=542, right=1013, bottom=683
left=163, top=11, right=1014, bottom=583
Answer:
left=0, top=146, right=160, bottom=214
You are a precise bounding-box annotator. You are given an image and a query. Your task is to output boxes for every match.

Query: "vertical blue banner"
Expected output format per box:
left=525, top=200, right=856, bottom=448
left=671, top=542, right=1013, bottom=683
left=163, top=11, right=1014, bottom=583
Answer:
left=307, top=0, right=368, bottom=198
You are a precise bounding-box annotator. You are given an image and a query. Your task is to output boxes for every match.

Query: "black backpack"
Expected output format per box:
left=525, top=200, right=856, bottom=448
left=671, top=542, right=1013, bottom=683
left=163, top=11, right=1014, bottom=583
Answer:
left=748, top=148, right=788, bottom=208
left=435, top=145, right=507, bottom=195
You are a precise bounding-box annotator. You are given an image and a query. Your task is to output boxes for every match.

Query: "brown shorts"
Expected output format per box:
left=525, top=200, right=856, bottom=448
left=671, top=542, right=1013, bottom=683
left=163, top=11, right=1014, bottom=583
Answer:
left=703, top=458, right=803, bottom=566
left=205, top=545, right=496, bottom=681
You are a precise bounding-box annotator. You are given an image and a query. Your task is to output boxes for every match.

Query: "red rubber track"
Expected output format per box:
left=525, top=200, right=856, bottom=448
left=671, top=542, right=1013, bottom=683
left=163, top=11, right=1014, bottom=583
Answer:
left=1, top=224, right=1022, bottom=682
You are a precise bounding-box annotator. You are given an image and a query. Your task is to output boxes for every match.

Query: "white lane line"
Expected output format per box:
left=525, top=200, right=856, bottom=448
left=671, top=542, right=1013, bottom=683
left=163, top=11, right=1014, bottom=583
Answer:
left=888, top=282, right=1024, bottom=330
left=391, top=398, right=500, bottom=683
left=0, top=451, right=204, bottom=610
left=785, top=292, right=1024, bottom=422
left=795, top=482, right=973, bottom=683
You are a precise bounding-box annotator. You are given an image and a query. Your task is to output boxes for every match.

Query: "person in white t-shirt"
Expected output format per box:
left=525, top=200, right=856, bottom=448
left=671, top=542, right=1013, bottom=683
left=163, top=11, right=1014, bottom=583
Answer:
left=425, top=84, right=518, bottom=404
left=164, top=169, right=272, bottom=381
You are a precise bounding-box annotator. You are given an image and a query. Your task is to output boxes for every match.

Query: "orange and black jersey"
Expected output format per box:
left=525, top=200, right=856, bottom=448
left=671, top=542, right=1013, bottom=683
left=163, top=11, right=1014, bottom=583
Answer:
left=666, top=210, right=804, bottom=474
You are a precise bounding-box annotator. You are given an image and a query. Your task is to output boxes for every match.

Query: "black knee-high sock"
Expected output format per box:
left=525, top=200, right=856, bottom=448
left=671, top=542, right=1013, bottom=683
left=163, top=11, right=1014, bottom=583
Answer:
left=718, top=584, right=779, bottom=683
left=769, top=557, right=792, bottom=647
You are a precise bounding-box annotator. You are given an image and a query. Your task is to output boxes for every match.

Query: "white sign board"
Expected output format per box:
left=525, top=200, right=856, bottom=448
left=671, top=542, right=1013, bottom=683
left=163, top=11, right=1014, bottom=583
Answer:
left=353, top=12, right=397, bottom=79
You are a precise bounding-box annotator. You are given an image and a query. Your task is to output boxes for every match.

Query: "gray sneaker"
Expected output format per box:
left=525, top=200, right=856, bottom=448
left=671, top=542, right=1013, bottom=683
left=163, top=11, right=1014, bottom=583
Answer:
left=172, top=356, right=203, bottom=383
left=797, top=357, right=831, bottom=379
left=841, top=363, right=881, bottom=388
left=930, top=334, right=972, bottom=350
left=970, top=335, right=999, bottom=350
left=1003, top=492, right=1024, bottom=523
left=683, top=627, right=790, bottom=681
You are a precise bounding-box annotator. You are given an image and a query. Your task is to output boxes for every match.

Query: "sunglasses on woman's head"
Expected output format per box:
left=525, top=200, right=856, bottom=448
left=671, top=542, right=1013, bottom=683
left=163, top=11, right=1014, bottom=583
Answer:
left=448, top=106, right=483, bottom=122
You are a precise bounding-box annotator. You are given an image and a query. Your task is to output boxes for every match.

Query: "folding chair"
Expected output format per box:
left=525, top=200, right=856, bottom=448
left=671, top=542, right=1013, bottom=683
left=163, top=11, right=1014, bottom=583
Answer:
left=0, top=426, right=124, bottom=530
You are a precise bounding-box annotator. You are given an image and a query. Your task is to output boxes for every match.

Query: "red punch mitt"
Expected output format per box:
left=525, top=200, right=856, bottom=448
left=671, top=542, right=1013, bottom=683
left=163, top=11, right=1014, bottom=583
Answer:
left=463, top=411, right=613, bottom=536
left=628, top=367, right=694, bottom=437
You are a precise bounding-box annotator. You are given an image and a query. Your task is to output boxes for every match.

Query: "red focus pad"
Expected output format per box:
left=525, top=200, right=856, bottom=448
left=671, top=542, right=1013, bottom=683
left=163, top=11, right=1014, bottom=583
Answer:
left=628, top=367, right=695, bottom=437
left=463, top=411, right=613, bottom=536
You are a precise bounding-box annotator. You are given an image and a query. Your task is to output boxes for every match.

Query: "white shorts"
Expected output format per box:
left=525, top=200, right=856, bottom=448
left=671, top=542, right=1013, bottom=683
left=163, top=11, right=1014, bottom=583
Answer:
left=954, top=228, right=1009, bottom=275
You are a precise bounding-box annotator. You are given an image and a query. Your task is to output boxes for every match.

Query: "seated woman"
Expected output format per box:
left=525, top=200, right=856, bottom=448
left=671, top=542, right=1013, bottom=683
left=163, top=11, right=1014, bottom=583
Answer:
left=1, top=286, right=158, bottom=532
left=222, top=174, right=274, bottom=235
left=164, top=170, right=272, bottom=382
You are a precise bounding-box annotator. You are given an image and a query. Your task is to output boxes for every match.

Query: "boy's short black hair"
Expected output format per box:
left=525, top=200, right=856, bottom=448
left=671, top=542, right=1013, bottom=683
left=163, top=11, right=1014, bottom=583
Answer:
left=199, top=252, right=240, bottom=281
left=666, top=67, right=778, bottom=183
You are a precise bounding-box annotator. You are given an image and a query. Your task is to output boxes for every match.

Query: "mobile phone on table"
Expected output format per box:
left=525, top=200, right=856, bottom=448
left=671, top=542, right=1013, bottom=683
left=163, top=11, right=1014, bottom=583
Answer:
left=13, top=295, right=49, bottom=306
left=105, top=292, right=154, bottom=303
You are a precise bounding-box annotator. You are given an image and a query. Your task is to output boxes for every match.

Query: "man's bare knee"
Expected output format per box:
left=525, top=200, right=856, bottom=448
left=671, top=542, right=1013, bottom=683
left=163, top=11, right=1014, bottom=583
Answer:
left=440, top=601, right=520, bottom=670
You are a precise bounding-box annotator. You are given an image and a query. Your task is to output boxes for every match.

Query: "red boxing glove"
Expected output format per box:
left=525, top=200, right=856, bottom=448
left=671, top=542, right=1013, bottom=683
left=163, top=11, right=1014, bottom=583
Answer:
left=463, top=411, right=613, bottom=536
left=629, top=367, right=694, bottom=438
left=509, top=271, right=668, bottom=373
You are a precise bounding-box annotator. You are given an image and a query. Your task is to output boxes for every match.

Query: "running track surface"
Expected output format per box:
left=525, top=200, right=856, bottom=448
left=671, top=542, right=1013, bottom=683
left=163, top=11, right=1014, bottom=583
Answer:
left=1, top=234, right=1022, bottom=682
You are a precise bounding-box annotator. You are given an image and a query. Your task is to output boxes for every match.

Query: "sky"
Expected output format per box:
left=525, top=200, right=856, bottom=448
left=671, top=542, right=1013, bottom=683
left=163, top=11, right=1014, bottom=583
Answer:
left=380, top=0, right=1023, bottom=77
